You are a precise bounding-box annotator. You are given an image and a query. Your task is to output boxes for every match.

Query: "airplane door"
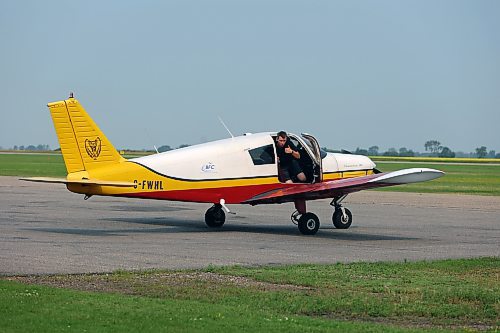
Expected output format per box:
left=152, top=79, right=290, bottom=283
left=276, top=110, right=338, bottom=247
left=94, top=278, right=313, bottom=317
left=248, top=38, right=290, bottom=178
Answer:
left=301, top=133, right=323, bottom=183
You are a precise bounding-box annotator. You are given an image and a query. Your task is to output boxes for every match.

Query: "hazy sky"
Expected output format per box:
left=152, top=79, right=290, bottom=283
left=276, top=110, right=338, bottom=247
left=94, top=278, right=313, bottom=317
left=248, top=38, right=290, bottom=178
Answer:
left=1, top=0, right=499, bottom=152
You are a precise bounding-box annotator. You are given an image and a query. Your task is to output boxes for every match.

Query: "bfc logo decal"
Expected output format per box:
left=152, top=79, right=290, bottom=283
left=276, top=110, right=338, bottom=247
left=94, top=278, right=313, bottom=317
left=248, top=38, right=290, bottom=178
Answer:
left=85, top=137, right=102, bottom=160
left=201, top=162, right=216, bottom=173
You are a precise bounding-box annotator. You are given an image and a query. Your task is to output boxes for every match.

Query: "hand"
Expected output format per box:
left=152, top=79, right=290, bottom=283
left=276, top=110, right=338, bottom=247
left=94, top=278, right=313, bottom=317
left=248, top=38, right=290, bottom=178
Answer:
left=285, top=146, right=293, bottom=154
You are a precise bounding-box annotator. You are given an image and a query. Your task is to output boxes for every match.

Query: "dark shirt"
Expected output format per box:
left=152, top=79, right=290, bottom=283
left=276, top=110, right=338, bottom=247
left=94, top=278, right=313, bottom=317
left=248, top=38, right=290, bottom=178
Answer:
left=276, top=139, right=298, bottom=167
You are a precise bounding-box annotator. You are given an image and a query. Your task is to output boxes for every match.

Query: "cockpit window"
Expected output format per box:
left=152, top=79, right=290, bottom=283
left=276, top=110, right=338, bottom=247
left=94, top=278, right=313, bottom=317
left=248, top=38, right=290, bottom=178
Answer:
left=249, top=144, right=275, bottom=165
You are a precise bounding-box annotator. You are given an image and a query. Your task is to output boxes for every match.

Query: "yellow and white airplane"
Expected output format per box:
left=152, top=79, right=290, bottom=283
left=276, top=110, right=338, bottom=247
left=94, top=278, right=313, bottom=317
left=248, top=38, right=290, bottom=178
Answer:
left=22, top=95, right=444, bottom=235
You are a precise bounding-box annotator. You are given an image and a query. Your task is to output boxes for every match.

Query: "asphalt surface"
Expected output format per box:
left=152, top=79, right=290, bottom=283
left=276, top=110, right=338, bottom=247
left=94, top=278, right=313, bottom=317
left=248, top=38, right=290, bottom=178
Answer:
left=1, top=176, right=499, bottom=275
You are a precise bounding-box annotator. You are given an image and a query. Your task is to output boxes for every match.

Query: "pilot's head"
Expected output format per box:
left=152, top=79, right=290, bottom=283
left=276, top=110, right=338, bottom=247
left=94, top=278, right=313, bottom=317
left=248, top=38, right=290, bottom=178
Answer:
left=276, top=131, right=287, bottom=147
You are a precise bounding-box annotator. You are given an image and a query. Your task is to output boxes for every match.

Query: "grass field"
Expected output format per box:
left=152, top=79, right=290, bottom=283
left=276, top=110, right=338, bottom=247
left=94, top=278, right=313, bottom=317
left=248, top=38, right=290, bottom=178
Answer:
left=1, top=258, right=498, bottom=332
left=372, top=156, right=500, bottom=164
left=374, top=162, right=500, bottom=196
left=0, top=153, right=66, bottom=177
left=1, top=153, right=499, bottom=196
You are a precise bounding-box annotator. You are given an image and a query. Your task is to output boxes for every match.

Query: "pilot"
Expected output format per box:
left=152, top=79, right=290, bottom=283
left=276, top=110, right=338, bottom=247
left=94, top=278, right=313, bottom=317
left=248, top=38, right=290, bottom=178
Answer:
left=275, top=131, right=307, bottom=183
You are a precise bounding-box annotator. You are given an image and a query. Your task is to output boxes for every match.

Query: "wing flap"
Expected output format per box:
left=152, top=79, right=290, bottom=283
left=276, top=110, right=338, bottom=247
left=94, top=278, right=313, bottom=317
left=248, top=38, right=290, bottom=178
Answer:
left=244, top=168, right=444, bottom=204
left=19, top=177, right=136, bottom=187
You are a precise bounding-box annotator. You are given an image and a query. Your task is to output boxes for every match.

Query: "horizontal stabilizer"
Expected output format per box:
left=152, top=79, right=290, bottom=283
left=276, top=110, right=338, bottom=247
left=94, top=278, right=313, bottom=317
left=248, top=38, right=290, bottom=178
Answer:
left=20, top=177, right=136, bottom=187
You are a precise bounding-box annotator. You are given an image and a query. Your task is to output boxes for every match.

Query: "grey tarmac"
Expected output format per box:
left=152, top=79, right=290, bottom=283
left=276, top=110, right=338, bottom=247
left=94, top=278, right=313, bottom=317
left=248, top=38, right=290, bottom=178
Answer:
left=1, top=176, right=498, bottom=275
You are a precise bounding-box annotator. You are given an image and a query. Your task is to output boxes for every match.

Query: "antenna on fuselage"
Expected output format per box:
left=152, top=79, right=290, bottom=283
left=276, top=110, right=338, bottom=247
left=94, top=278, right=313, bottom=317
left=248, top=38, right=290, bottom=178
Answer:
left=218, top=116, right=234, bottom=138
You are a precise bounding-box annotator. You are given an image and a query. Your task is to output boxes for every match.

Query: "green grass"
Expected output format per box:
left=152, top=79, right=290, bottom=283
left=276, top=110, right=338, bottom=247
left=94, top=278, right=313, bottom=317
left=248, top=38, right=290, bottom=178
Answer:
left=208, top=258, right=499, bottom=324
left=1, top=153, right=499, bottom=196
left=0, top=153, right=67, bottom=177
left=375, top=162, right=500, bottom=196
left=1, top=258, right=498, bottom=332
left=372, top=156, right=500, bottom=163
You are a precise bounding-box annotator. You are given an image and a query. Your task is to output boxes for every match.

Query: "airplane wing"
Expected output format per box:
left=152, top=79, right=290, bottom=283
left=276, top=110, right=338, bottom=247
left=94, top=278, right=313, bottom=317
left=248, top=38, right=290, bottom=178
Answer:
left=19, top=177, right=136, bottom=187
left=243, top=168, right=444, bottom=205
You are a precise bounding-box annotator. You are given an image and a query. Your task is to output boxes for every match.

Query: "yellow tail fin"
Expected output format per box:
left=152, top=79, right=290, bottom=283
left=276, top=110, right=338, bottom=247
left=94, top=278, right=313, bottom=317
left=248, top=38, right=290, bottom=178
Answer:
left=48, top=96, right=125, bottom=173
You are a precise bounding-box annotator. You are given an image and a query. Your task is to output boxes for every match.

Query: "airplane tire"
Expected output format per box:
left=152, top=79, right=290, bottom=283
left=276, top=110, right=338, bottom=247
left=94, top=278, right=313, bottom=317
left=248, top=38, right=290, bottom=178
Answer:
left=205, top=205, right=226, bottom=228
left=332, top=208, right=352, bottom=229
left=298, top=212, right=320, bottom=235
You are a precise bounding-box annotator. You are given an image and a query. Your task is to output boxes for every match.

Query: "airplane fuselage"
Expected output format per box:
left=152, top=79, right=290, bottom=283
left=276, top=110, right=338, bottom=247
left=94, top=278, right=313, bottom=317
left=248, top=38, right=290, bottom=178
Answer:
left=67, top=132, right=376, bottom=204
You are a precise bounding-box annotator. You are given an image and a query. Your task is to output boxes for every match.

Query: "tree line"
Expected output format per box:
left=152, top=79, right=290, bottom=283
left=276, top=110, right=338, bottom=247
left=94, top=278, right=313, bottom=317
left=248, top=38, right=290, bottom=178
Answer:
left=4, top=144, right=51, bottom=151
left=342, top=140, right=499, bottom=158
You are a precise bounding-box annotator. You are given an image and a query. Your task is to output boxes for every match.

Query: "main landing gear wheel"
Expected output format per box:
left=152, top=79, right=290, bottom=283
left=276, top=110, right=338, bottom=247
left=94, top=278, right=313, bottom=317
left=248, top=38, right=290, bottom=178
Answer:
left=205, top=204, right=226, bottom=228
left=298, top=212, right=320, bottom=235
left=332, top=207, right=352, bottom=229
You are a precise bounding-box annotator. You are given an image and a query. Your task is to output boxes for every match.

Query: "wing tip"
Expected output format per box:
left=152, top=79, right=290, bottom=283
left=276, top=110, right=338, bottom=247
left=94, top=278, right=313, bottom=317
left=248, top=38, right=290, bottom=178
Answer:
left=370, top=168, right=445, bottom=184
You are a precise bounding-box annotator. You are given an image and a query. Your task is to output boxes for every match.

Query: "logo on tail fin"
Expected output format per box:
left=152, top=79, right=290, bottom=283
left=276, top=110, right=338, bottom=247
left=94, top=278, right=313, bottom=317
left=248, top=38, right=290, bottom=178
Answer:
left=85, top=138, right=102, bottom=159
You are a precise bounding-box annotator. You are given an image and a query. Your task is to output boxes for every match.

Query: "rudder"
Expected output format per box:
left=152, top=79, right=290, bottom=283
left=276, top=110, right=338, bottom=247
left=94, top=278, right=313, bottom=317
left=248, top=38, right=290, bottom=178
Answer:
left=48, top=96, right=124, bottom=173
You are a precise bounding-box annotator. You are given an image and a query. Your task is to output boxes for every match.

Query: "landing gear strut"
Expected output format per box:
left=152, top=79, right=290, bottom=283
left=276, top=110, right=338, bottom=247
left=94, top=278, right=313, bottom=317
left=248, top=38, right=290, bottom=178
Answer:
left=291, top=200, right=320, bottom=235
left=330, top=195, right=352, bottom=229
left=205, top=204, right=226, bottom=228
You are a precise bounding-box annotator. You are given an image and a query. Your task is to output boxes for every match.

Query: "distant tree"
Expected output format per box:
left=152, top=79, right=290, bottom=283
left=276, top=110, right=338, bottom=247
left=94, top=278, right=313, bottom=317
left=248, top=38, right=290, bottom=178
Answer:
left=496, top=153, right=500, bottom=159
left=424, top=140, right=442, bottom=156
left=177, top=144, right=190, bottom=149
left=354, top=147, right=368, bottom=155
left=487, top=150, right=496, bottom=158
left=19, top=145, right=25, bottom=150
left=368, top=146, right=379, bottom=156
left=158, top=145, right=172, bottom=153
left=439, top=147, right=455, bottom=158
left=383, top=148, right=398, bottom=156
left=475, top=146, right=487, bottom=158
left=398, top=147, right=415, bottom=157
left=13, top=145, right=18, bottom=150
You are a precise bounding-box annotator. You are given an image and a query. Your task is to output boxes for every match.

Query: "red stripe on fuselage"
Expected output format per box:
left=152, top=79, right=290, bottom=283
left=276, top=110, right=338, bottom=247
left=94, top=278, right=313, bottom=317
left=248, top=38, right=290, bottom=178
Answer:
left=119, top=183, right=285, bottom=204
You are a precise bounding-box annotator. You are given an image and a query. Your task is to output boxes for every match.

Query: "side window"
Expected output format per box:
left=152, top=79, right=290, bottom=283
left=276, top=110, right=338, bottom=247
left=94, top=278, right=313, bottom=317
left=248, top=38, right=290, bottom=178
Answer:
left=249, top=144, right=276, bottom=165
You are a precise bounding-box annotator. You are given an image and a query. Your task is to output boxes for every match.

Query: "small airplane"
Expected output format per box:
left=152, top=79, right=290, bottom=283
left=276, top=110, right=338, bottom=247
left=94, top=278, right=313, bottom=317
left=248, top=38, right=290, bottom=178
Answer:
left=22, top=94, right=444, bottom=235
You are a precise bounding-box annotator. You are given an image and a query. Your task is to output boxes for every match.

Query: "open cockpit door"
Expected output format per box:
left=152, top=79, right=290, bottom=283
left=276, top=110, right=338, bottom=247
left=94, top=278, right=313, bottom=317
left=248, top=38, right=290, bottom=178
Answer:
left=300, top=133, right=323, bottom=183
left=284, top=133, right=323, bottom=183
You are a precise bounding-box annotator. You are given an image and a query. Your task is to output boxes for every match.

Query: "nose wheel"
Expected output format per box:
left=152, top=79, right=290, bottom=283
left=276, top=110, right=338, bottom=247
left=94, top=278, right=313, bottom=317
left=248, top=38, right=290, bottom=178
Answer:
left=330, top=195, right=352, bottom=229
left=332, top=207, right=352, bottom=229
